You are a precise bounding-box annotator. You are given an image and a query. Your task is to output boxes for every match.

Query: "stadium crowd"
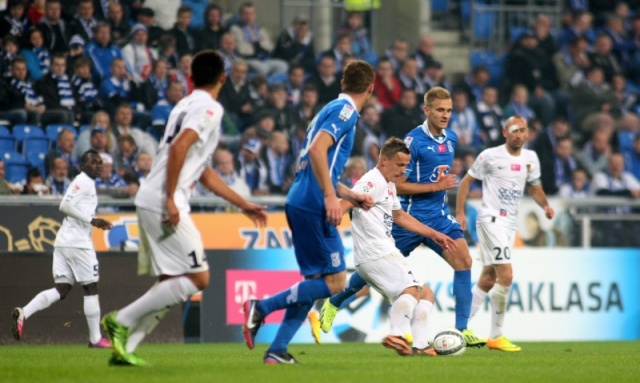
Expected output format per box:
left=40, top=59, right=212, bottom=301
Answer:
left=0, top=0, right=639, bottom=204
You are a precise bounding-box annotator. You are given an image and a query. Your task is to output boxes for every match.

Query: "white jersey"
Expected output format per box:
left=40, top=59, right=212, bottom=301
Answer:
left=135, top=90, right=223, bottom=214
left=350, top=168, right=401, bottom=266
left=468, top=145, right=541, bottom=228
left=54, top=172, right=97, bottom=249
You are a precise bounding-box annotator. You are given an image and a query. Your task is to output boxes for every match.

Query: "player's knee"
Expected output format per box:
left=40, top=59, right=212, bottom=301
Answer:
left=497, top=274, right=513, bottom=287
left=420, top=285, right=435, bottom=302
left=55, top=284, right=72, bottom=300
left=82, top=283, right=98, bottom=296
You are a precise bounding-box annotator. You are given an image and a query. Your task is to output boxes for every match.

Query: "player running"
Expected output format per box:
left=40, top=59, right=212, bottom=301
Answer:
left=456, top=116, right=554, bottom=352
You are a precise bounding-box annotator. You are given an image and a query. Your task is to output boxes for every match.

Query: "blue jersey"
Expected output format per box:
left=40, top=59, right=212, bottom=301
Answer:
left=401, top=122, right=458, bottom=218
left=286, top=94, right=359, bottom=214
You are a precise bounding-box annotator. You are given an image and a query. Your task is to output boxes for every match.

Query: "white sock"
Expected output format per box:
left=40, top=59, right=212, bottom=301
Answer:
left=23, top=288, right=61, bottom=319
left=116, top=277, right=198, bottom=328
left=84, top=295, right=102, bottom=344
left=470, top=284, right=488, bottom=319
left=126, top=308, right=170, bottom=353
left=411, top=300, right=433, bottom=349
left=489, top=283, right=510, bottom=339
left=389, top=294, right=418, bottom=338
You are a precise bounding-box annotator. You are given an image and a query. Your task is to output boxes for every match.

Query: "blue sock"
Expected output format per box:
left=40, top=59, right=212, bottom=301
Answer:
left=338, top=294, right=358, bottom=310
left=453, top=270, right=472, bottom=331
left=267, top=303, right=312, bottom=354
left=329, top=271, right=368, bottom=308
left=258, top=278, right=331, bottom=317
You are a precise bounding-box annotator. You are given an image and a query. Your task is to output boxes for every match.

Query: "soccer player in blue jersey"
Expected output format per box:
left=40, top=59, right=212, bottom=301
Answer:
left=242, top=59, right=376, bottom=364
left=319, top=87, right=485, bottom=347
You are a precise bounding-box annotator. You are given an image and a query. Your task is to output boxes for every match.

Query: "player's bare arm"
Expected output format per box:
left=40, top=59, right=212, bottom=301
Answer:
left=395, top=174, right=458, bottom=196
left=392, top=209, right=457, bottom=252
left=91, top=218, right=113, bottom=230
left=527, top=183, right=554, bottom=219
left=308, top=131, right=342, bottom=226
left=163, top=128, right=200, bottom=227
left=455, top=173, right=477, bottom=231
left=337, top=183, right=374, bottom=211
left=199, top=167, right=267, bottom=227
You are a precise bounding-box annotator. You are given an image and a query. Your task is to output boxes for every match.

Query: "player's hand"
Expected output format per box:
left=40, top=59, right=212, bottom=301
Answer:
left=354, top=193, right=374, bottom=211
left=163, top=198, right=180, bottom=227
left=543, top=205, right=554, bottom=219
left=433, top=233, right=457, bottom=253
left=456, top=213, right=467, bottom=231
left=435, top=174, right=458, bottom=191
left=91, top=218, right=113, bottom=230
left=325, top=194, right=342, bottom=226
left=240, top=202, right=268, bottom=227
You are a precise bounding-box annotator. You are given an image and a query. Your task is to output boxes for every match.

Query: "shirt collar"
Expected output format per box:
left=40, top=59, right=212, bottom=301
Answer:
left=337, top=93, right=360, bottom=117
left=420, top=119, right=447, bottom=143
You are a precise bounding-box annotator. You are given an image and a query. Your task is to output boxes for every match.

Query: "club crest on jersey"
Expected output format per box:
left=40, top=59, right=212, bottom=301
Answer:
left=511, top=164, right=521, bottom=171
left=500, top=209, right=507, bottom=216
left=362, top=181, right=374, bottom=193
left=429, top=165, right=450, bottom=182
left=404, top=136, right=413, bottom=148
left=447, top=141, right=453, bottom=152
left=338, top=104, right=355, bottom=121
left=526, top=164, right=531, bottom=173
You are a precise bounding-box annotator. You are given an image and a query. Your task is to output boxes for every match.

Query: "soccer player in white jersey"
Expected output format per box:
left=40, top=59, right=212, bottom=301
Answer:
left=101, top=50, right=268, bottom=366
left=11, top=150, right=113, bottom=348
left=456, top=116, right=554, bottom=352
left=341, top=137, right=457, bottom=356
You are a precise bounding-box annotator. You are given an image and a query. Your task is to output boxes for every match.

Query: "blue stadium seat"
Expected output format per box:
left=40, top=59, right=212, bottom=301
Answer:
left=12, top=124, right=45, bottom=143
left=431, top=0, right=449, bottom=13
left=45, top=124, right=77, bottom=143
left=22, top=136, right=50, bottom=156
left=470, top=50, right=505, bottom=87
left=3, top=151, right=29, bottom=184
left=26, top=151, right=47, bottom=176
left=267, top=72, right=287, bottom=85
left=473, top=9, right=496, bottom=40
left=0, top=134, right=16, bottom=153
left=0, top=126, right=10, bottom=136
left=510, top=26, right=530, bottom=44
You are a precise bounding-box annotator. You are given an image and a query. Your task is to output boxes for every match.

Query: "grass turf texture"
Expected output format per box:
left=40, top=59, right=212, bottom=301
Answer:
left=1, top=342, right=639, bottom=383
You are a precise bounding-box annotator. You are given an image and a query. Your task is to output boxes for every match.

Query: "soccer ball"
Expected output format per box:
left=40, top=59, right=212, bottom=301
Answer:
left=432, top=329, right=466, bottom=356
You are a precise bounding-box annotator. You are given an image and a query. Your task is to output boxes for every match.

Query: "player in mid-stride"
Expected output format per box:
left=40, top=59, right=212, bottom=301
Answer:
left=242, top=59, right=376, bottom=364
left=101, top=50, right=267, bottom=366
left=12, top=149, right=113, bottom=348
left=456, top=116, right=554, bottom=352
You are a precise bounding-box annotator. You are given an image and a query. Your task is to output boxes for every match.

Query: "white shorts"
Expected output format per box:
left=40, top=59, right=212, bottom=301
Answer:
left=53, top=247, right=99, bottom=285
left=477, top=221, right=516, bottom=266
left=137, top=207, right=208, bottom=276
left=356, top=251, right=422, bottom=303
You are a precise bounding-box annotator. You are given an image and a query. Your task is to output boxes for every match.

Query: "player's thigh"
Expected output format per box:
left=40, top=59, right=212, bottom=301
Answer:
left=477, top=222, right=515, bottom=266
left=59, top=247, right=99, bottom=284
left=137, top=208, right=207, bottom=276
left=52, top=248, right=76, bottom=284
left=356, top=251, right=421, bottom=303
left=420, top=215, right=465, bottom=257
left=391, top=223, right=424, bottom=257
left=285, top=205, right=345, bottom=277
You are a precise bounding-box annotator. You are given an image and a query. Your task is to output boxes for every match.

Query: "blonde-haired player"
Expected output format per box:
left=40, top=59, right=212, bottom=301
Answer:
left=456, top=116, right=554, bottom=351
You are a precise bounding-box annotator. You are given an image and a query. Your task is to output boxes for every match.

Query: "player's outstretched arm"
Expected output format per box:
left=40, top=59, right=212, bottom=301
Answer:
left=527, top=183, right=554, bottom=219
left=395, top=174, right=458, bottom=196
left=163, top=129, right=200, bottom=227
left=392, top=209, right=457, bottom=252
left=337, top=183, right=374, bottom=211
left=90, top=218, right=113, bottom=230
left=455, top=173, right=476, bottom=231
left=308, top=131, right=341, bottom=225
left=199, top=167, right=267, bottom=227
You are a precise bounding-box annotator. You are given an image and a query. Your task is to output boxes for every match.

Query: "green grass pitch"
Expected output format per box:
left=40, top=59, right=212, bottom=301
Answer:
left=1, top=342, right=639, bottom=383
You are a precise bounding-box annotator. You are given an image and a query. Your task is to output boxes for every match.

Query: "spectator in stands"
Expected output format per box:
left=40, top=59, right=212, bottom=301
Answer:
left=34, top=53, right=76, bottom=125
left=21, top=167, right=50, bottom=196
left=559, top=167, right=590, bottom=198
left=195, top=147, right=251, bottom=200
left=171, top=5, right=196, bottom=56
left=503, top=84, right=536, bottom=121
left=37, top=0, right=68, bottom=54
left=230, top=2, right=288, bottom=77
left=5, top=56, right=45, bottom=125
left=66, top=35, right=86, bottom=76
left=98, top=58, right=139, bottom=114
left=336, top=11, right=376, bottom=64
left=136, top=8, right=163, bottom=48
left=217, top=32, right=240, bottom=75
left=273, top=14, right=315, bottom=73
left=384, top=38, right=409, bottom=72
left=86, top=22, right=128, bottom=83
left=138, top=59, right=168, bottom=112
left=587, top=34, right=622, bottom=84
left=74, top=111, right=114, bottom=157
left=535, top=116, right=569, bottom=162
left=541, top=136, right=578, bottom=195
left=113, top=134, right=139, bottom=177
left=71, top=56, right=100, bottom=123
left=576, top=127, right=612, bottom=177
left=449, top=89, right=480, bottom=152
left=45, top=128, right=80, bottom=178
left=243, top=112, right=276, bottom=150
left=624, top=135, right=640, bottom=180
left=1, top=35, right=19, bottom=79
left=321, top=32, right=353, bottom=75
left=601, top=14, right=635, bottom=69
left=238, top=137, right=269, bottom=196
left=170, top=53, right=194, bottom=95
left=20, top=27, right=50, bottom=82
left=111, top=103, right=158, bottom=157
left=259, top=83, right=293, bottom=132
left=158, top=34, right=179, bottom=72
left=380, top=88, right=423, bottom=140
left=339, top=156, right=367, bottom=188
left=590, top=152, right=640, bottom=198
left=0, top=159, right=19, bottom=195
left=413, top=35, right=436, bottom=72
left=135, top=151, right=152, bottom=184
left=569, top=65, right=620, bottom=130
left=45, top=157, right=71, bottom=196
left=197, top=3, right=227, bottom=52
left=533, top=14, right=557, bottom=57
left=69, top=0, right=97, bottom=45
left=248, top=74, right=269, bottom=110
left=611, top=74, right=637, bottom=114
left=218, top=59, right=253, bottom=130
left=107, top=1, right=130, bottom=47
left=355, top=104, right=382, bottom=170
left=456, top=66, right=489, bottom=105
left=0, top=0, right=27, bottom=41
left=291, top=83, right=320, bottom=134
left=262, top=131, right=293, bottom=195
left=560, top=10, right=595, bottom=49
left=422, top=60, right=450, bottom=91
left=95, top=152, right=127, bottom=189
left=150, top=80, right=184, bottom=140
left=27, top=0, right=45, bottom=25
left=283, top=65, right=305, bottom=107
left=397, top=57, right=426, bottom=104
left=123, top=23, right=157, bottom=84
left=309, top=54, right=341, bottom=106
left=373, top=58, right=401, bottom=110
left=144, top=0, right=180, bottom=30
left=553, top=35, right=590, bottom=91
left=475, top=86, right=504, bottom=148
left=617, top=112, right=639, bottom=155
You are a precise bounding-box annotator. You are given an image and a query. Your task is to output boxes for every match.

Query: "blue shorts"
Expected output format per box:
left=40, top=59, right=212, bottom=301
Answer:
left=285, top=204, right=345, bottom=277
left=392, top=214, right=464, bottom=257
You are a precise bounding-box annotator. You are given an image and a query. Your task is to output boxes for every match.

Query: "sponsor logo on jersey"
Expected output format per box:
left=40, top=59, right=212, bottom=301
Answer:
left=362, top=181, right=374, bottom=193
left=437, top=144, right=446, bottom=152
left=330, top=123, right=340, bottom=135
left=206, top=109, right=214, bottom=116
left=511, top=164, right=521, bottom=171
left=500, top=209, right=507, bottom=216
left=338, top=104, right=355, bottom=121
left=404, top=136, right=413, bottom=148
left=429, top=165, right=450, bottom=182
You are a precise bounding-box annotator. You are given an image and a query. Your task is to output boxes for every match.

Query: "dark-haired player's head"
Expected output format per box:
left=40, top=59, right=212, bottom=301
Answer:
left=341, top=59, right=375, bottom=94
left=378, top=137, right=411, bottom=182
left=81, top=149, right=103, bottom=179
left=191, top=50, right=225, bottom=89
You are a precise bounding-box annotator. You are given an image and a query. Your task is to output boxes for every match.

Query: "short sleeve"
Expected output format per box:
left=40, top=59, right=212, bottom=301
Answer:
left=318, top=103, right=357, bottom=142
left=391, top=184, right=401, bottom=210
left=527, top=152, right=542, bottom=183
left=468, top=149, right=488, bottom=180
left=182, top=102, right=223, bottom=141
